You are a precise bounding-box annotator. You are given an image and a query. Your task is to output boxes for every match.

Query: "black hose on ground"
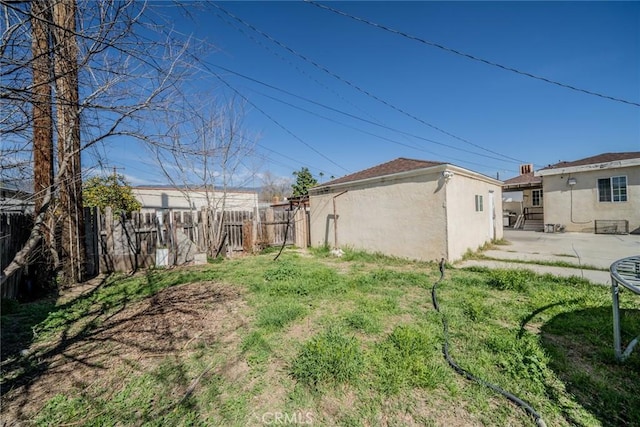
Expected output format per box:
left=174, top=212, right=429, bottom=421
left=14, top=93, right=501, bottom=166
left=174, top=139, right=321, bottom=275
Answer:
left=431, top=258, right=547, bottom=427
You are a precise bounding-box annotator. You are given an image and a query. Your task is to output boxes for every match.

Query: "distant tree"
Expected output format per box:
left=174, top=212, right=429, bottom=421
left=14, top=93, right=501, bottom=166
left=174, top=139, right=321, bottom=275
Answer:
left=260, top=171, right=292, bottom=203
left=83, top=174, right=141, bottom=215
left=291, top=167, right=318, bottom=197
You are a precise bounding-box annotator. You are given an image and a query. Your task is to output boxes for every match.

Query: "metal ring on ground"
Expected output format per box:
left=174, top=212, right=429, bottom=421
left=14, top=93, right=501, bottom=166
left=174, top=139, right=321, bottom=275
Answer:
left=610, top=255, right=640, bottom=361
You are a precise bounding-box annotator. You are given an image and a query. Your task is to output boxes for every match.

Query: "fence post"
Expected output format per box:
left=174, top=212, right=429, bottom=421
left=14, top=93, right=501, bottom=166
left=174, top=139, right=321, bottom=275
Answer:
left=252, top=206, right=259, bottom=251
left=243, top=219, right=254, bottom=254
left=266, top=207, right=275, bottom=244
left=104, top=207, right=114, bottom=272
left=294, top=208, right=308, bottom=248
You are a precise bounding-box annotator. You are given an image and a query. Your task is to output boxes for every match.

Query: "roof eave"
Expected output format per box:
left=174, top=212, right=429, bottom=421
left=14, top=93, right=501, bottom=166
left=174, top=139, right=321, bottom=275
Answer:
left=310, top=164, right=502, bottom=195
left=536, top=158, right=640, bottom=177
left=503, top=182, right=542, bottom=190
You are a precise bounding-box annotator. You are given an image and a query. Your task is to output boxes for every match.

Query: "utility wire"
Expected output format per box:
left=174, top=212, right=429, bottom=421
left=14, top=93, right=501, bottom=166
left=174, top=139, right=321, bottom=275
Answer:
left=195, top=61, right=350, bottom=174
left=210, top=2, right=526, bottom=164
left=307, top=0, right=640, bottom=108
left=211, top=61, right=517, bottom=166
left=252, top=88, right=511, bottom=173
left=212, top=4, right=385, bottom=127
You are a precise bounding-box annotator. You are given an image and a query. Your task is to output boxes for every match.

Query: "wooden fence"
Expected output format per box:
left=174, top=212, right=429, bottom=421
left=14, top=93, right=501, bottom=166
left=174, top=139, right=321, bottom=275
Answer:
left=0, top=206, right=310, bottom=296
left=94, top=206, right=308, bottom=274
left=0, top=213, right=34, bottom=299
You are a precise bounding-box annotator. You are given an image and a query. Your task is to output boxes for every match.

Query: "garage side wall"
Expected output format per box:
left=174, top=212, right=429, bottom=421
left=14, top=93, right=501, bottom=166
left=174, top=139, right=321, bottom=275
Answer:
left=542, top=166, right=640, bottom=233
left=309, top=173, right=447, bottom=261
left=445, top=173, right=503, bottom=261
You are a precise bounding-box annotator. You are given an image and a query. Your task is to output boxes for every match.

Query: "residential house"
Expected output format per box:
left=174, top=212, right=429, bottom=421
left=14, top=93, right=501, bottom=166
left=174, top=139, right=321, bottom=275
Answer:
left=0, top=184, right=33, bottom=214
left=536, top=152, right=640, bottom=234
left=308, top=158, right=503, bottom=262
left=502, top=164, right=544, bottom=231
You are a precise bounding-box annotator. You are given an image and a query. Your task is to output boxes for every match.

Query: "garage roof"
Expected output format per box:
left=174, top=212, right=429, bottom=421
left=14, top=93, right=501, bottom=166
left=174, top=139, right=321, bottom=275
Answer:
left=320, top=157, right=445, bottom=186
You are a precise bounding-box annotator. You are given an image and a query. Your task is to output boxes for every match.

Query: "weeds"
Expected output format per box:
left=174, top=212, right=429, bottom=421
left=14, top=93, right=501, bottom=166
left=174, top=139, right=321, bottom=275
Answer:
left=256, top=299, right=307, bottom=331
left=290, top=326, right=364, bottom=387
left=4, top=247, right=639, bottom=427
left=486, top=268, right=537, bottom=292
left=342, top=311, right=381, bottom=334
left=372, top=324, right=446, bottom=394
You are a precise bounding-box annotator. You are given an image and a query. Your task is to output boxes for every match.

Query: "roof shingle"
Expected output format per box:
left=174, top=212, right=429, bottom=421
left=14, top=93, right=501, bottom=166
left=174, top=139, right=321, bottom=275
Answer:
left=320, top=158, right=445, bottom=186
left=502, top=172, right=542, bottom=188
left=540, top=152, right=640, bottom=171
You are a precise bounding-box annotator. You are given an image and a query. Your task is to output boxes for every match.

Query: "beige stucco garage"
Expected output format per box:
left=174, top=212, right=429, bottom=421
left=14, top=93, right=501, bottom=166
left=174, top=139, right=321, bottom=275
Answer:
left=308, top=158, right=503, bottom=262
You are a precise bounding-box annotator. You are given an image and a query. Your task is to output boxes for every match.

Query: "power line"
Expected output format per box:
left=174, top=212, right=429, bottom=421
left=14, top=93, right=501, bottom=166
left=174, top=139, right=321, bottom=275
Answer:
left=210, top=2, right=526, bottom=164
left=211, top=61, right=518, bottom=165
left=193, top=61, right=350, bottom=174
left=307, top=0, right=640, bottom=108
left=212, top=5, right=384, bottom=128
left=252, top=88, right=514, bottom=172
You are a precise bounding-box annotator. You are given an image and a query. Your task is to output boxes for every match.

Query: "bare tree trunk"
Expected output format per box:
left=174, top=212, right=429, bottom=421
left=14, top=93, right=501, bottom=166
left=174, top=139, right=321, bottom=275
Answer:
left=31, top=0, right=57, bottom=285
left=2, top=0, right=205, bottom=286
left=32, top=0, right=54, bottom=215
left=53, top=0, right=85, bottom=283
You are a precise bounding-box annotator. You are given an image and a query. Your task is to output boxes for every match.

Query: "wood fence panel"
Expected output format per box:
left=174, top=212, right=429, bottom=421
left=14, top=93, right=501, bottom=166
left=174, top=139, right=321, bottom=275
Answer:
left=0, top=213, right=34, bottom=299
left=84, top=207, right=99, bottom=278
left=256, top=208, right=295, bottom=248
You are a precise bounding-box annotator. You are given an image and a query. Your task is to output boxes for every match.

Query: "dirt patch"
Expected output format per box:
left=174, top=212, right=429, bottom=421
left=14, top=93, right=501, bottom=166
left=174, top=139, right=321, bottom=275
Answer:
left=1, top=281, right=248, bottom=424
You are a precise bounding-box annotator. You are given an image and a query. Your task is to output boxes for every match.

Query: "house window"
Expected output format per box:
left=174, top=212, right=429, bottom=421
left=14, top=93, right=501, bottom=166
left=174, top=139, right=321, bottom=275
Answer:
left=475, top=195, right=483, bottom=212
left=598, top=176, right=627, bottom=202
left=531, top=189, right=543, bottom=207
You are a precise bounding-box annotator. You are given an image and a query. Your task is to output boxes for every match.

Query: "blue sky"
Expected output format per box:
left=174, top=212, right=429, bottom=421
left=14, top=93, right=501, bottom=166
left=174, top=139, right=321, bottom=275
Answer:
left=103, top=1, right=640, bottom=187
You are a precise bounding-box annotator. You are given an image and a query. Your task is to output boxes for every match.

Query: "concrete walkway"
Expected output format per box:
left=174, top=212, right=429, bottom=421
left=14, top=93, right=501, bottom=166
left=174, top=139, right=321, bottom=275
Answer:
left=456, top=229, right=640, bottom=286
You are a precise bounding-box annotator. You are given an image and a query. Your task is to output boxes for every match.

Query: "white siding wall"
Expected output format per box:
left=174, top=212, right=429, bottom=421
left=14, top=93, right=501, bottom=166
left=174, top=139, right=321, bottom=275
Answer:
left=132, top=188, right=258, bottom=213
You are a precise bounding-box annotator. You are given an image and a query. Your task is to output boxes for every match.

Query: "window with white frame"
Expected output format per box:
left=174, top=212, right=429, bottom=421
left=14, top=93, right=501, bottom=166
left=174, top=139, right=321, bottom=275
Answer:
left=475, top=194, right=483, bottom=212
left=531, top=189, right=543, bottom=207
left=598, top=176, right=627, bottom=202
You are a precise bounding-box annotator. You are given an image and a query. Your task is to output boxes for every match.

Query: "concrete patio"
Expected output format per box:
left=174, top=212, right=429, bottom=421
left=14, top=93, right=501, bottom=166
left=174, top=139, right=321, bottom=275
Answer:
left=456, top=229, right=640, bottom=285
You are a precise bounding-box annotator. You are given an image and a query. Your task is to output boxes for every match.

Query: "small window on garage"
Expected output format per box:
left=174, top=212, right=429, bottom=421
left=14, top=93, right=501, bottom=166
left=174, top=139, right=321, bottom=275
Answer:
left=475, top=194, right=483, bottom=212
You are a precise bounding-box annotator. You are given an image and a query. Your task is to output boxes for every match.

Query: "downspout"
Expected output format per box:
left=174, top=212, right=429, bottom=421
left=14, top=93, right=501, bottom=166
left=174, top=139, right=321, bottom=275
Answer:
left=565, top=175, right=590, bottom=225
left=332, top=190, right=348, bottom=249
left=443, top=184, right=449, bottom=262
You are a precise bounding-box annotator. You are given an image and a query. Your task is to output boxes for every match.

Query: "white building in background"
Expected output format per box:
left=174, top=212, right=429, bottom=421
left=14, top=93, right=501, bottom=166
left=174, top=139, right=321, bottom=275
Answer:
left=0, top=184, right=33, bottom=214
left=132, top=186, right=259, bottom=215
